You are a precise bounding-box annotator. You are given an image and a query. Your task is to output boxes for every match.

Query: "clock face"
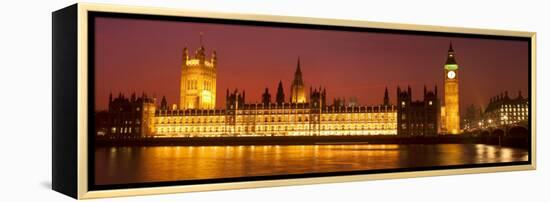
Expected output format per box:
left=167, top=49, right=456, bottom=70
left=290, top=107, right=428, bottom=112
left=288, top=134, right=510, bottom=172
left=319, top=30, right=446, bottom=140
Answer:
left=447, top=70, right=456, bottom=79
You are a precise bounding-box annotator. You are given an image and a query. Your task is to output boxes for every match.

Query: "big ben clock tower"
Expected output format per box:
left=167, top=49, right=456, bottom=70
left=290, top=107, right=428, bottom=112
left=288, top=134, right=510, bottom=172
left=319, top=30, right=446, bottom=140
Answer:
left=443, top=43, right=460, bottom=134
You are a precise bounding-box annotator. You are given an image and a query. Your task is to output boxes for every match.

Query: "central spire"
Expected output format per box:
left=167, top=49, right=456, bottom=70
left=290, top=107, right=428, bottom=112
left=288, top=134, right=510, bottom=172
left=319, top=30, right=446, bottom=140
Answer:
left=295, top=57, right=302, bottom=76
left=293, top=57, right=303, bottom=85
left=290, top=57, right=306, bottom=103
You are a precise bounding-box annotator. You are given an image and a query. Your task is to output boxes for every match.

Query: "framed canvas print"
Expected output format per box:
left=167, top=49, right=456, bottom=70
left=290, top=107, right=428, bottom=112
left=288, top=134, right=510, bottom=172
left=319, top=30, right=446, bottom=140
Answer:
left=52, top=3, right=536, bottom=199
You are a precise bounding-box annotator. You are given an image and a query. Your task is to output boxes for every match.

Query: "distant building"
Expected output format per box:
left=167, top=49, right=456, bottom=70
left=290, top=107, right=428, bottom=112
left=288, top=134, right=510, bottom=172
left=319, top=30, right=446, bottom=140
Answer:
left=462, top=104, right=483, bottom=132
left=347, top=97, right=359, bottom=107
left=98, top=93, right=156, bottom=138
left=397, top=85, right=440, bottom=136
left=333, top=97, right=346, bottom=108
left=482, top=91, right=528, bottom=129
left=332, top=96, right=358, bottom=108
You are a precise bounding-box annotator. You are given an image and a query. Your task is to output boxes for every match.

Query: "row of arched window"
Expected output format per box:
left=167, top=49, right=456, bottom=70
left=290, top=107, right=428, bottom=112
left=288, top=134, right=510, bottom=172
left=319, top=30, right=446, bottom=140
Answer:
left=154, top=113, right=396, bottom=124
left=155, top=123, right=397, bottom=134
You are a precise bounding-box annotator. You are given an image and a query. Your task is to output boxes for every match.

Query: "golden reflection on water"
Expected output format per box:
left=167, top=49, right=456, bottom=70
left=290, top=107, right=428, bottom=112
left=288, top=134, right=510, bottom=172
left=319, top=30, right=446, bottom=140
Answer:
left=95, top=144, right=528, bottom=185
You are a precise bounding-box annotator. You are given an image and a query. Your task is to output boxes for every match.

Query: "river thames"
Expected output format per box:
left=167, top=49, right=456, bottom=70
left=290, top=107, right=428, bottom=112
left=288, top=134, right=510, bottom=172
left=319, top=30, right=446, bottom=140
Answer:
left=95, top=144, right=528, bottom=185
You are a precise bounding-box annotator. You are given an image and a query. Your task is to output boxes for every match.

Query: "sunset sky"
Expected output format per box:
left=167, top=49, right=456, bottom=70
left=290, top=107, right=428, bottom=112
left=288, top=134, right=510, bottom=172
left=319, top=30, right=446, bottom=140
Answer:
left=94, top=17, right=529, bottom=114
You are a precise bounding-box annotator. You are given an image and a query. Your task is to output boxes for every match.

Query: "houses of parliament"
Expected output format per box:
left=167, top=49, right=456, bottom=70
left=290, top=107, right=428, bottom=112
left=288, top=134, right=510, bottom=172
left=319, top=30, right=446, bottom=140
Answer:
left=96, top=40, right=462, bottom=138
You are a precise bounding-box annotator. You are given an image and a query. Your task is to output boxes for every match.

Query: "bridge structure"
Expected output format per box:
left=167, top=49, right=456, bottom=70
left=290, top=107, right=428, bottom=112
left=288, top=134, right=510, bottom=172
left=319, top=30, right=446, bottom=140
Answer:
left=468, top=121, right=529, bottom=137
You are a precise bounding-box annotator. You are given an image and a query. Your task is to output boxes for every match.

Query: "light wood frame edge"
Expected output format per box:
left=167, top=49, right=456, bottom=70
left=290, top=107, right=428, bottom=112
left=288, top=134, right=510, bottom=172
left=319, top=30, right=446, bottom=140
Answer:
left=75, top=3, right=537, bottom=199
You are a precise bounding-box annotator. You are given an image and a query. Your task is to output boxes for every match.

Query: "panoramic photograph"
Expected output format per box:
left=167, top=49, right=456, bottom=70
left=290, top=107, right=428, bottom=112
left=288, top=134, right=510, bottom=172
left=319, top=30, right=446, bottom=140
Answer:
left=92, top=16, right=530, bottom=187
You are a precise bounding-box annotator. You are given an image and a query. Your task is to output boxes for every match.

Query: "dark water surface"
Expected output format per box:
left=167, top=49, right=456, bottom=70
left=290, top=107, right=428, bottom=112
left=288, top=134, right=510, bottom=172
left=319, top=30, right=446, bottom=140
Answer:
left=95, top=144, right=528, bottom=185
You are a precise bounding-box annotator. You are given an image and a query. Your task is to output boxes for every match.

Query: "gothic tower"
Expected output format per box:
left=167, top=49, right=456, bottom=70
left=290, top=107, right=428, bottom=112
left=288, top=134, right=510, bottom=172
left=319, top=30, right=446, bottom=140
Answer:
left=443, top=42, right=460, bottom=134
left=179, top=34, right=217, bottom=109
left=262, top=88, right=271, bottom=106
left=276, top=81, right=285, bottom=105
left=290, top=58, right=306, bottom=103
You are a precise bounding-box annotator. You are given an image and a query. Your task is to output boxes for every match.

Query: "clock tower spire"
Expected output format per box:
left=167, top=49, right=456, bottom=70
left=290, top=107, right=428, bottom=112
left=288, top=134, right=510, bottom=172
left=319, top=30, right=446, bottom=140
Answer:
left=443, top=42, right=460, bottom=134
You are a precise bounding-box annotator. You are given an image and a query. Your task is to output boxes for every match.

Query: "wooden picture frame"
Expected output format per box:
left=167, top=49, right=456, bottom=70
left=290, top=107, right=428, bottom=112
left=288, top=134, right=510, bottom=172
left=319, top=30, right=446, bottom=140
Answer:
left=52, top=3, right=536, bottom=199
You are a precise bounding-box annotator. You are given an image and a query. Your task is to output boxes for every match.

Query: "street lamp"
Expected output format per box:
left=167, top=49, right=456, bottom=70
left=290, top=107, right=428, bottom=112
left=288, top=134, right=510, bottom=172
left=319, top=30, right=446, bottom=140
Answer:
left=477, top=121, right=483, bottom=136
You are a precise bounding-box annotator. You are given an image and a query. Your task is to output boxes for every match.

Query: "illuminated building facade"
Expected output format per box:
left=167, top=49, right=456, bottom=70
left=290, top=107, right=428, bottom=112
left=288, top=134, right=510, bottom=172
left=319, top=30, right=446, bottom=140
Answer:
left=397, top=86, right=440, bottom=136
left=97, top=42, right=470, bottom=138
left=481, top=91, right=528, bottom=129
left=151, top=87, right=397, bottom=137
left=442, top=43, right=461, bottom=134
left=145, top=46, right=398, bottom=137
left=179, top=36, right=217, bottom=110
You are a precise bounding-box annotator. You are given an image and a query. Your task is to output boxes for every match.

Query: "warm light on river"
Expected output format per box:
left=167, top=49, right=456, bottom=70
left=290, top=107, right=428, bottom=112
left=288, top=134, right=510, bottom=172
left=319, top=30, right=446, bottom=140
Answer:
left=95, top=144, right=528, bottom=185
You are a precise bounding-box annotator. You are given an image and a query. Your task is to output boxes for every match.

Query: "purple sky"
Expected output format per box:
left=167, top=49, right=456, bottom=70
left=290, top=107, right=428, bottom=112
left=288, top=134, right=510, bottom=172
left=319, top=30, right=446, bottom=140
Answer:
left=94, top=17, right=529, bottom=114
